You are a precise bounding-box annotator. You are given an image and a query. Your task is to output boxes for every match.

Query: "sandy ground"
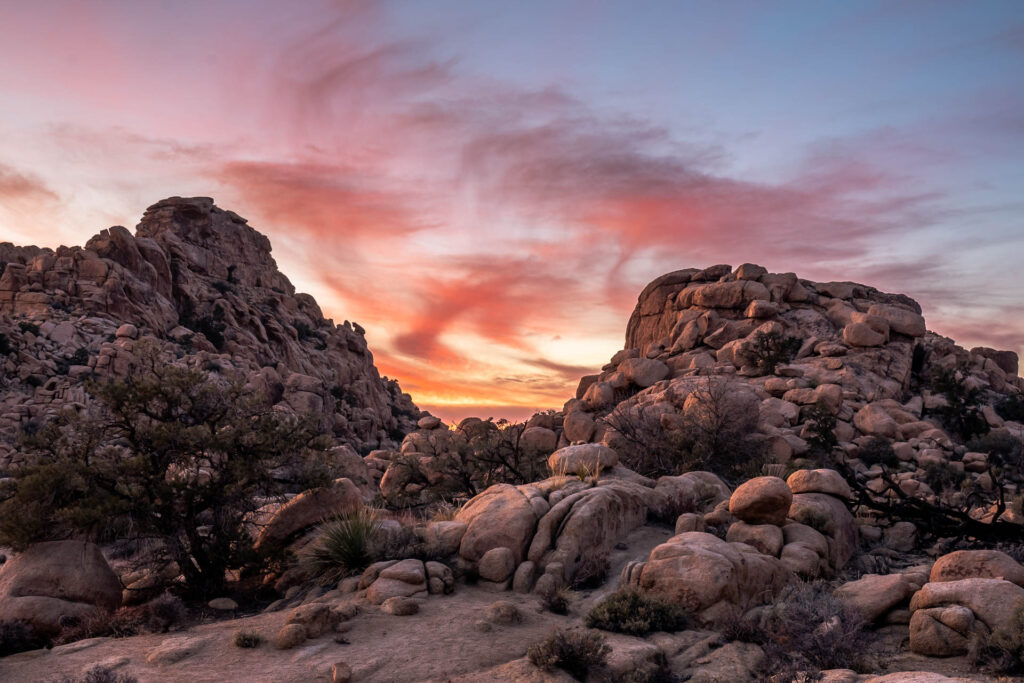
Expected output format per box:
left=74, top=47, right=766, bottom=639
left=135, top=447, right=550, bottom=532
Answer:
left=0, top=524, right=1012, bottom=682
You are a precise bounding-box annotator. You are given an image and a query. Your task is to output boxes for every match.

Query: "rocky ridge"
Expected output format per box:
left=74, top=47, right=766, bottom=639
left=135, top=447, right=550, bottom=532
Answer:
left=0, top=197, right=418, bottom=464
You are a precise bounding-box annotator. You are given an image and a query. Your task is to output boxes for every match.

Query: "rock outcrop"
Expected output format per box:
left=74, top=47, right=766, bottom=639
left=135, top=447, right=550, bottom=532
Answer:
left=0, top=197, right=418, bottom=466
left=0, top=540, right=121, bottom=635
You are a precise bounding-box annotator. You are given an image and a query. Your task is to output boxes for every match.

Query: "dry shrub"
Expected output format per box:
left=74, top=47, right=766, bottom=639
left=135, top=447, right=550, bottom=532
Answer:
left=57, top=593, right=188, bottom=643
left=723, top=581, right=875, bottom=677
left=233, top=629, right=262, bottom=648
left=971, top=606, right=1024, bottom=674
left=604, top=378, right=765, bottom=484
left=527, top=627, right=610, bottom=680
left=52, top=666, right=138, bottom=683
left=0, top=619, right=48, bottom=656
left=571, top=552, right=610, bottom=590
left=585, top=587, right=689, bottom=636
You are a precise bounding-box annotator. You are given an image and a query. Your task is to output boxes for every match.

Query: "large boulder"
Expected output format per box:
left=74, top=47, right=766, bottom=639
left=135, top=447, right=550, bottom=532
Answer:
left=631, top=531, right=792, bottom=619
left=835, top=573, right=915, bottom=621
left=653, top=471, right=731, bottom=519
left=619, top=357, right=670, bottom=387
left=0, top=540, right=122, bottom=635
left=254, top=478, right=363, bottom=551
left=729, top=477, right=792, bottom=526
left=929, top=550, right=1024, bottom=586
left=365, top=559, right=428, bottom=604
left=786, top=469, right=852, bottom=500
left=547, top=443, right=619, bottom=476
left=909, top=578, right=1024, bottom=656
left=527, top=481, right=649, bottom=583
left=456, top=484, right=540, bottom=564
left=867, top=303, right=926, bottom=337
left=788, top=493, right=857, bottom=572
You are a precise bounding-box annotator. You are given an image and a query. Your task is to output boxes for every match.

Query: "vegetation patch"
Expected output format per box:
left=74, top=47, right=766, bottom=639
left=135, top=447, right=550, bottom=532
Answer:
left=585, top=587, right=689, bottom=636
left=527, top=627, right=610, bottom=680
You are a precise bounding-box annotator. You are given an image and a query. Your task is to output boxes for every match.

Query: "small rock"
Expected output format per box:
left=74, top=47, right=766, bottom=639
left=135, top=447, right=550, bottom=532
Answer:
left=207, top=597, right=237, bottom=611
left=274, top=623, right=308, bottom=650
left=331, top=661, right=353, bottom=683
left=380, top=596, right=419, bottom=615
left=484, top=600, right=523, bottom=625
left=145, top=636, right=207, bottom=664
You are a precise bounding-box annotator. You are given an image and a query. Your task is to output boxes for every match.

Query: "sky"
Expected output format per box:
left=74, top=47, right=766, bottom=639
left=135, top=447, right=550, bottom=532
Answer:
left=0, top=1, right=1022, bottom=422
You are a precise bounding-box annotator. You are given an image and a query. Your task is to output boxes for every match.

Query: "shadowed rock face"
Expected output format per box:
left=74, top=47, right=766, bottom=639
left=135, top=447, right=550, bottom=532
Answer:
left=0, top=196, right=418, bottom=464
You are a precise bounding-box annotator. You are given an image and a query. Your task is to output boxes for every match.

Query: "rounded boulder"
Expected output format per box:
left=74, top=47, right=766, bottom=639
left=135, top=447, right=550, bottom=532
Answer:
left=728, top=476, right=792, bottom=526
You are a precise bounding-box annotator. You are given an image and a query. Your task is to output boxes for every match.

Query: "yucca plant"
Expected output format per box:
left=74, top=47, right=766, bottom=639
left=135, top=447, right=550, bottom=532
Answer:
left=305, top=507, right=383, bottom=584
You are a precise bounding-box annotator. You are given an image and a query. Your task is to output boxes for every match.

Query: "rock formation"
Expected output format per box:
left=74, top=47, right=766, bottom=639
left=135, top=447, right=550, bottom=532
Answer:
left=0, top=197, right=418, bottom=466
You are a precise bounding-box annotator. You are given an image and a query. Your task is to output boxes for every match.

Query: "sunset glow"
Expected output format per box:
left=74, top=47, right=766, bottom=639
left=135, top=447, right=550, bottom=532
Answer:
left=1, top=1, right=1021, bottom=421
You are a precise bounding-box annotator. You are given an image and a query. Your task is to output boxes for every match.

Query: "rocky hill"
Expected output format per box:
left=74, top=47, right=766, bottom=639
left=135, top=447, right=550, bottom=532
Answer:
left=0, top=196, right=418, bottom=466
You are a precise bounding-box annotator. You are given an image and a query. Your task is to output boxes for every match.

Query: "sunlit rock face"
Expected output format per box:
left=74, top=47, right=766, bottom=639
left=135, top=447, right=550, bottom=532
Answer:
left=0, top=196, right=418, bottom=466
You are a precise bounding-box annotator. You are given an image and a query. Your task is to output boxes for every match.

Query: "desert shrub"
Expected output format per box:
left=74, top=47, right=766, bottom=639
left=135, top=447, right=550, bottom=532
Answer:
left=527, top=627, right=610, bottom=680
left=857, top=437, right=899, bottom=469
left=970, top=605, right=1024, bottom=674
left=0, top=619, right=48, bottom=656
left=996, top=394, right=1024, bottom=423
left=0, top=343, right=331, bottom=597
left=305, top=507, right=382, bottom=584
left=605, top=378, right=765, bottom=483
left=922, top=461, right=965, bottom=494
left=804, top=401, right=838, bottom=464
left=738, top=330, right=802, bottom=375
left=725, top=581, right=874, bottom=676
left=0, top=333, right=11, bottom=355
left=52, top=665, right=138, bottom=683
left=143, top=592, right=188, bottom=633
left=585, top=587, right=689, bottom=635
left=211, top=280, right=233, bottom=295
left=541, top=586, right=573, bottom=615
left=233, top=629, right=263, bottom=648
left=58, top=594, right=187, bottom=644
left=929, top=364, right=989, bottom=442
left=968, top=431, right=1023, bottom=473
left=18, top=321, right=39, bottom=336
left=330, top=384, right=355, bottom=406
left=571, top=552, right=610, bottom=590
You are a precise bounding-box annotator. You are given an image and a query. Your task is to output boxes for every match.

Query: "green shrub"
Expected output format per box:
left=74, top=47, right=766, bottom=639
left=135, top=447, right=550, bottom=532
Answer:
left=738, top=330, right=802, bottom=375
left=929, top=365, right=989, bottom=442
left=0, top=347, right=330, bottom=597
left=53, top=665, right=138, bottom=683
left=585, top=587, right=689, bottom=635
left=971, top=605, right=1024, bottom=673
left=922, top=461, right=965, bottom=494
left=69, top=347, right=89, bottom=366
left=996, top=394, right=1024, bottom=423
left=857, top=437, right=899, bottom=469
left=0, top=619, right=48, bottom=656
left=305, top=507, right=382, bottom=584
left=527, top=627, right=610, bottom=680
left=234, top=629, right=262, bottom=648
left=804, top=401, right=838, bottom=464
left=967, top=430, right=1023, bottom=472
